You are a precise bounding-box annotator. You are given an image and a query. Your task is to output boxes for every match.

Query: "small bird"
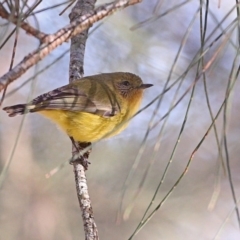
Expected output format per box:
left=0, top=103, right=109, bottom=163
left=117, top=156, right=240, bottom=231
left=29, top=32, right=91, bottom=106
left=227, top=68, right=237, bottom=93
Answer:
left=3, top=72, right=153, bottom=143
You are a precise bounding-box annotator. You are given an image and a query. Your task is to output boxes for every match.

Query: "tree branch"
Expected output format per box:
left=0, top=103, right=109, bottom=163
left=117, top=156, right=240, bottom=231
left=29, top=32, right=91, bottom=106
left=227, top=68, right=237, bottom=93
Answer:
left=0, top=0, right=141, bottom=92
left=69, top=0, right=95, bottom=82
left=73, top=155, right=98, bottom=239
left=69, top=1, right=98, bottom=238
left=0, top=2, right=48, bottom=42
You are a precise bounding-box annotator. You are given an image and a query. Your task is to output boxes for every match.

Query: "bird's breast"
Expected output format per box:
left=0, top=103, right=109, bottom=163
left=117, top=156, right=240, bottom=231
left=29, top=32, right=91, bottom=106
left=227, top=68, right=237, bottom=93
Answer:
left=39, top=109, right=128, bottom=142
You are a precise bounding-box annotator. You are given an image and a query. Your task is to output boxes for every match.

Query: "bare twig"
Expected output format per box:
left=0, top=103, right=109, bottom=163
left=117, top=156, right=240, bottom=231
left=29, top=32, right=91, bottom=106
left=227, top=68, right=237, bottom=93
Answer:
left=69, top=1, right=98, bottom=238
left=73, top=157, right=99, bottom=240
left=59, top=0, right=76, bottom=16
left=128, top=26, right=235, bottom=239
left=69, top=0, right=94, bottom=82
left=0, top=0, right=141, bottom=92
left=0, top=1, right=20, bottom=107
left=0, top=2, right=47, bottom=42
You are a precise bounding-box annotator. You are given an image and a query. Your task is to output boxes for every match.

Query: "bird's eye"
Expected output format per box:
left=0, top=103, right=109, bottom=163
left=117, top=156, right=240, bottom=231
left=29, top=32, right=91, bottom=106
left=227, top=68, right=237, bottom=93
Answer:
left=122, top=81, right=130, bottom=86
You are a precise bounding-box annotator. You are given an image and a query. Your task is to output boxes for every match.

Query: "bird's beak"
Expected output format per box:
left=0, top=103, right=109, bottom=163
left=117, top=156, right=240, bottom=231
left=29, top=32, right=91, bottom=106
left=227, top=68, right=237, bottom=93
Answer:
left=138, top=83, right=153, bottom=89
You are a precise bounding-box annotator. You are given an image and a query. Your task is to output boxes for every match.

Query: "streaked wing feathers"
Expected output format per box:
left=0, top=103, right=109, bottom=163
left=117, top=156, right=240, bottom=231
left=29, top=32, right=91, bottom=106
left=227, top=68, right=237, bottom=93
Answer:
left=31, top=84, right=120, bottom=117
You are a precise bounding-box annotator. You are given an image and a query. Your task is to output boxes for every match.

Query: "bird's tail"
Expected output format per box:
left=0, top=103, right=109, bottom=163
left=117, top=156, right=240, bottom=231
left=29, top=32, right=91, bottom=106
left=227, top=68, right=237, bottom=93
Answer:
left=3, top=104, right=34, bottom=117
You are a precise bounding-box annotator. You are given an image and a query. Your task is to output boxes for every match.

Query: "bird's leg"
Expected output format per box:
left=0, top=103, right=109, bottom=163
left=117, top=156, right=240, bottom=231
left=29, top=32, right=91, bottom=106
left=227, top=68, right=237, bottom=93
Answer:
left=70, top=137, right=80, bottom=155
left=69, top=137, right=92, bottom=170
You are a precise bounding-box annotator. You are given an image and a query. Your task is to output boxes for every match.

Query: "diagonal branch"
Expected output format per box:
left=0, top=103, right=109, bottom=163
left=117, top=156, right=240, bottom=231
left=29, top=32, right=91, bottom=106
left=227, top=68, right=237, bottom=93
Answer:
left=0, top=2, right=48, bottom=42
left=0, top=0, right=141, bottom=92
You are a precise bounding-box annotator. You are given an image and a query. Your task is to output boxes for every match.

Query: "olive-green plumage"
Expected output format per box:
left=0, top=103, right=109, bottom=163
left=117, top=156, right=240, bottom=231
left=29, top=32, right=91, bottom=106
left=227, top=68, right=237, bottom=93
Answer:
left=3, top=72, right=153, bottom=142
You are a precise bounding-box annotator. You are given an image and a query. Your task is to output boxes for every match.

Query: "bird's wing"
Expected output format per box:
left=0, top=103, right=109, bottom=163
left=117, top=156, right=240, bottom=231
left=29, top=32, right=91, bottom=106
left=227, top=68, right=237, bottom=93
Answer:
left=30, top=83, right=120, bottom=117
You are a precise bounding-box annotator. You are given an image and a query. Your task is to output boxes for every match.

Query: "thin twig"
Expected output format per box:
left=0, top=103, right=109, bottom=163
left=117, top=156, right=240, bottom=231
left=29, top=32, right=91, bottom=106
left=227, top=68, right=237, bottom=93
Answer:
left=128, top=27, right=235, bottom=240
left=118, top=7, right=200, bottom=222
left=0, top=2, right=47, bottom=42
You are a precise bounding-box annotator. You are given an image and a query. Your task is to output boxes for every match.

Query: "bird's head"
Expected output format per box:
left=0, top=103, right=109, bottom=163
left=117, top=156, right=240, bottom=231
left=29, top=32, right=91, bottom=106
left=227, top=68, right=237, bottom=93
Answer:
left=114, top=72, right=153, bottom=98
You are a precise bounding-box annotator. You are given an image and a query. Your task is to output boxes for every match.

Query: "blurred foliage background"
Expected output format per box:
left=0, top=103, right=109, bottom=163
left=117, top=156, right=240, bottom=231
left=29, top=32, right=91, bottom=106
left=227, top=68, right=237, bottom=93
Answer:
left=0, top=0, right=240, bottom=239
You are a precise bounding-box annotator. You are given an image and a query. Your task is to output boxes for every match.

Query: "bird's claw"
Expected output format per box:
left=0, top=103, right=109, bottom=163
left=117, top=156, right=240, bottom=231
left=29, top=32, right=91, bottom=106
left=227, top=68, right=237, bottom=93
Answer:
left=69, top=153, right=91, bottom=170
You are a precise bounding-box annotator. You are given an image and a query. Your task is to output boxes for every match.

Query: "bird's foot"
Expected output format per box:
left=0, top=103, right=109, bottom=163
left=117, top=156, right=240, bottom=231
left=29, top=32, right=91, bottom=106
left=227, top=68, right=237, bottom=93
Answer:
left=69, top=153, right=90, bottom=170
left=69, top=137, right=92, bottom=170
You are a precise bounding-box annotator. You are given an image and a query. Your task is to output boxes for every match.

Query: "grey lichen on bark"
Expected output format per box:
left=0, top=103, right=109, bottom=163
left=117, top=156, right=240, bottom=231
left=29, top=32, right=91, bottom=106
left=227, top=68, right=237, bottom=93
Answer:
left=69, top=0, right=96, bottom=82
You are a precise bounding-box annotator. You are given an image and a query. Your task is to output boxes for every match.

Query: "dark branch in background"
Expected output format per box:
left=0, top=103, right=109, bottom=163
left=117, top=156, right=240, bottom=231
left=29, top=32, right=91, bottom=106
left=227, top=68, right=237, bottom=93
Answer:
left=0, top=0, right=141, bottom=92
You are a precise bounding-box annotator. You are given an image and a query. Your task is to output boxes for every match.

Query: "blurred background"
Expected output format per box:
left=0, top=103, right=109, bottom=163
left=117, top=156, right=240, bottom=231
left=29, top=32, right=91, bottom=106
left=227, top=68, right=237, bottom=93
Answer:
left=0, top=0, right=240, bottom=239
